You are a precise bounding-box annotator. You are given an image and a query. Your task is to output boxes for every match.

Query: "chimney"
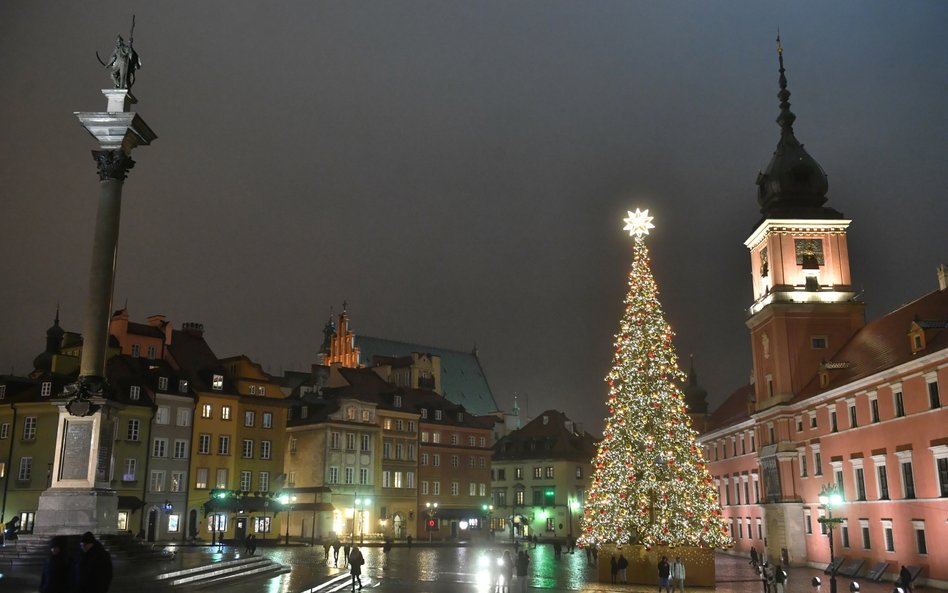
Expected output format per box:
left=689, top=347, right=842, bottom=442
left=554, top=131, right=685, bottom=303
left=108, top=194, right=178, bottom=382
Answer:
left=938, top=264, right=947, bottom=291
left=147, top=314, right=168, bottom=327
left=182, top=322, right=204, bottom=337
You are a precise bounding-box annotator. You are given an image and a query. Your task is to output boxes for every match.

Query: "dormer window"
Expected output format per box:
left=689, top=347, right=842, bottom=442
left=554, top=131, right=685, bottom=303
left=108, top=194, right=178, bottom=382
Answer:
left=0, top=385, right=6, bottom=399
left=249, top=385, right=256, bottom=395
left=212, top=375, right=223, bottom=391
left=158, top=376, right=168, bottom=391
left=393, top=395, right=403, bottom=408
left=811, top=336, right=828, bottom=350
left=178, top=379, right=189, bottom=393
left=129, top=386, right=140, bottom=400
left=457, top=412, right=464, bottom=422
left=420, top=408, right=428, bottom=419
left=40, top=382, right=52, bottom=397
left=435, top=409, right=442, bottom=421
left=909, top=323, right=926, bottom=353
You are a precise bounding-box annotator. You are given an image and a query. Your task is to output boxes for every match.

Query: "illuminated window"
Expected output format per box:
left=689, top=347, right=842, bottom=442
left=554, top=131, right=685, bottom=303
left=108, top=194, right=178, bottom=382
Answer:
left=149, top=470, right=165, bottom=492
left=244, top=411, right=255, bottom=426
left=123, top=458, right=136, bottom=481
left=168, top=514, right=180, bottom=532
left=212, top=375, right=223, bottom=390
left=201, top=404, right=212, bottom=418
left=221, top=405, right=231, bottom=420
left=118, top=511, right=129, bottom=531
left=195, top=468, right=208, bottom=489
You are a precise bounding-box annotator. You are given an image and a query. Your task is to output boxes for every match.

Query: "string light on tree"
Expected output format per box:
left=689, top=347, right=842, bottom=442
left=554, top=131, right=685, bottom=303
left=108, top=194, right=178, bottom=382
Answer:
left=579, top=210, right=731, bottom=550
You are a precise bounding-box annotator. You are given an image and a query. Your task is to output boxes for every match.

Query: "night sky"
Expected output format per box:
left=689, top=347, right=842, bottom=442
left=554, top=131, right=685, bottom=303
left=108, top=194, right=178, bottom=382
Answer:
left=2, top=2, right=946, bottom=434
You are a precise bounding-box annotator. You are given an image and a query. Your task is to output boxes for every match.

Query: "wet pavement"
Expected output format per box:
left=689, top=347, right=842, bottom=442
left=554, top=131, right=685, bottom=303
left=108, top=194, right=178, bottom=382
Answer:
left=1, top=540, right=911, bottom=593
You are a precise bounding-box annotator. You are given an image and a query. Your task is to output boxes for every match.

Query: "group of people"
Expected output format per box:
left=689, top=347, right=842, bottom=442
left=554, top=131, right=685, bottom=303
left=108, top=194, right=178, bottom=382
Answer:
left=40, top=532, right=113, bottom=593
left=487, top=549, right=531, bottom=593
left=610, top=554, right=686, bottom=592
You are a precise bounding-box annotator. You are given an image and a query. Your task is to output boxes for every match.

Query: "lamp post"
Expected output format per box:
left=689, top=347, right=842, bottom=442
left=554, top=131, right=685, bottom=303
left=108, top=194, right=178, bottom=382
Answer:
left=425, top=502, right=439, bottom=543
left=278, top=493, right=295, bottom=545
left=568, top=498, right=579, bottom=542
left=817, top=484, right=845, bottom=593
left=482, top=504, right=494, bottom=539
left=354, top=496, right=371, bottom=544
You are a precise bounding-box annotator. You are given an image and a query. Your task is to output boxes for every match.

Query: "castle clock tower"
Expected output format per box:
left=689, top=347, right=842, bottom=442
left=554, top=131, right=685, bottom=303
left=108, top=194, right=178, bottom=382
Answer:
left=746, top=41, right=865, bottom=413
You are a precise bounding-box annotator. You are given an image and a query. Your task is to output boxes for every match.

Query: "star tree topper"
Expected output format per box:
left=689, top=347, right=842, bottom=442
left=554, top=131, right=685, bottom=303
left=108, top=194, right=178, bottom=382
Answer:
left=623, top=208, right=655, bottom=237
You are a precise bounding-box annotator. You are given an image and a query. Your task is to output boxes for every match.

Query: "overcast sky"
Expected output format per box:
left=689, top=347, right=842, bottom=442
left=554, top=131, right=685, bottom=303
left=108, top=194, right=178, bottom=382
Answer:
left=1, top=1, right=946, bottom=433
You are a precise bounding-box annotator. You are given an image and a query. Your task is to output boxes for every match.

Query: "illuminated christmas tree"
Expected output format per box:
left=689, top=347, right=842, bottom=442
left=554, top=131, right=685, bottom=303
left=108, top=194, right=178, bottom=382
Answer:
left=579, top=209, right=730, bottom=549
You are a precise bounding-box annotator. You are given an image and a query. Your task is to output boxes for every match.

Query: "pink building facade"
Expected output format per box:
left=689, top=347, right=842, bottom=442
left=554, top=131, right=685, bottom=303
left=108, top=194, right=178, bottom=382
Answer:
left=699, top=47, right=948, bottom=589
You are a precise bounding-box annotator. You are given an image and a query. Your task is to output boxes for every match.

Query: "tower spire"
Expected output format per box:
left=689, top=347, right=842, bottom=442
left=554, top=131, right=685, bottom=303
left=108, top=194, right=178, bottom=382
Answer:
left=775, top=31, right=796, bottom=132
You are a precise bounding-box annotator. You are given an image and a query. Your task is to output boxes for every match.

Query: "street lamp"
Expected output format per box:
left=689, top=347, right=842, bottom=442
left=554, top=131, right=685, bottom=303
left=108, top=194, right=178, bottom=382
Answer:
left=482, top=504, right=494, bottom=539
left=354, top=497, right=371, bottom=544
left=817, top=484, right=845, bottom=593
left=278, top=493, right=296, bottom=545
left=425, top=502, right=439, bottom=542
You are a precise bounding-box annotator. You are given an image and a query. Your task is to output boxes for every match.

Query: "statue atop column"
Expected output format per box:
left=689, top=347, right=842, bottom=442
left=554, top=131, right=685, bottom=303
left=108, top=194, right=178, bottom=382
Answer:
left=96, top=17, right=141, bottom=90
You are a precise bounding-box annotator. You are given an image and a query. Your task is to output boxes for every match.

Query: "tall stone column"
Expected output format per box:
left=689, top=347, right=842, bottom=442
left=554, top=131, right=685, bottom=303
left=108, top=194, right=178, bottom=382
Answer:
left=33, top=89, right=155, bottom=536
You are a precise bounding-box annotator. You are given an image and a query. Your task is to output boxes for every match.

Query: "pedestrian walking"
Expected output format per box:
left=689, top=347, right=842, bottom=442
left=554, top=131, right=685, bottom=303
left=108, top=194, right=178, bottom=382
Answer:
left=553, top=540, right=562, bottom=559
left=245, top=534, right=257, bottom=556
left=406, top=534, right=413, bottom=548
left=501, top=550, right=514, bottom=592
left=899, top=565, right=913, bottom=592
left=344, top=543, right=352, bottom=567
left=39, top=536, right=69, bottom=593
left=750, top=547, right=760, bottom=570
left=774, top=564, right=787, bottom=593
left=617, top=554, right=629, bottom=584
left=323, top=540, right=331, bottom=562
left=515, top=550, right=530, bottom=593
left=671, top=556, right=686, bottom=593
left=348, top=545, right=364, bottom=591
left=658, top=555, right=671, bottom=593
left=71, top=531, right=113, bottom=593
left=610, top=556, right=618, bottom=584
left=332, top=538, right=342, bottom=567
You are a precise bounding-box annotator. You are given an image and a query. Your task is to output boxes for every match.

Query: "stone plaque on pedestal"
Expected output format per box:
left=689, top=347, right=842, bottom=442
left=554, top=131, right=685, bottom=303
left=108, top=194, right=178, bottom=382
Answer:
left=61, top=421, right=93, bottom=480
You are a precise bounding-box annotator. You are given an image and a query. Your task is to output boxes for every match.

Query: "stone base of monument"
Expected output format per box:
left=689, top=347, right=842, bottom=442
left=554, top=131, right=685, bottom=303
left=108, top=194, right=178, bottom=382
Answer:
left=32, top=488, right=118, bottom=536
left=597, top=544, right=716, bottom=587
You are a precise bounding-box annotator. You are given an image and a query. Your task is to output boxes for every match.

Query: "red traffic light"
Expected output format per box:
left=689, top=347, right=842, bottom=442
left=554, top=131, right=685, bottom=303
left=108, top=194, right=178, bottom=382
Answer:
left=426, top=519, right=436, bottom=530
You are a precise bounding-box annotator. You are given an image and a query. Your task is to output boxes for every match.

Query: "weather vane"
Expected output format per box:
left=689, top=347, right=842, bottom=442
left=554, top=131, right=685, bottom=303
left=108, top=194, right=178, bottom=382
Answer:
left=622, top=208, right=655, bottom=237
left=96, top=15, right=142, bottom=90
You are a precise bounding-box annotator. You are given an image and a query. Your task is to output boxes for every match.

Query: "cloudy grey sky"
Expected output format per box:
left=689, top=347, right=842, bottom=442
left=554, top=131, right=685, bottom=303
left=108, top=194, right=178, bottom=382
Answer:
left=1, top=1, right=946, bottom=432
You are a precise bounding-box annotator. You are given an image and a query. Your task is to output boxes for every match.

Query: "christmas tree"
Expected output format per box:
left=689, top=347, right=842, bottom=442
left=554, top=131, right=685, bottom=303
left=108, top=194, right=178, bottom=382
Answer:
left=579, top=209, right=730, bottom=549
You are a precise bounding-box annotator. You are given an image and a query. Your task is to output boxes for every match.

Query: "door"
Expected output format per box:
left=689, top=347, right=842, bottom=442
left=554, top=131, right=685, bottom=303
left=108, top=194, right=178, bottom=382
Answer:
left=189, top=509, right=198, bottom=539
left=147, top=509, right=157, bottom=542
left=235, top=517, right=247, bottom=541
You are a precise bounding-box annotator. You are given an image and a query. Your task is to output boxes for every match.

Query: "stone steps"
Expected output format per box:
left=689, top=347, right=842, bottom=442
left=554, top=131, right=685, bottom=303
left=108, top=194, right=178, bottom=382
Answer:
left=156, top=555, right=290, bottom=587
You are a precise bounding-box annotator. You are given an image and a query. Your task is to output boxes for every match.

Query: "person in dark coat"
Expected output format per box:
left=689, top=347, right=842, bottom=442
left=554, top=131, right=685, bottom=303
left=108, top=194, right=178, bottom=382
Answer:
left=332, top=538, right=342, bottom=566
left=515, top=550, right=530, bottom=593
left=610, top=556, right=619, bottom=584
left=39, top=536, right=69, bottom=593
left=71, top=532, right=113, bottom=593
left=658, top=555, right=672, bottom=593
left=617, top=554, right=629, bottom=584
left=348, top=545, right=365, bottom=590
left=899, top=566, right=913, bottom=592
left=343, top=543, right=351, bottom=567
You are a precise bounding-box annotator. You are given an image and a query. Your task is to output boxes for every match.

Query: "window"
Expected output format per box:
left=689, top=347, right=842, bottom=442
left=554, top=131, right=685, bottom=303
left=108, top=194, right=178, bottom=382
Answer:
left=883, top=520, right=894, bottom=552
left=156, top=406, right=170, bottom=424
left=848, top=403, right=857, bottom=428
left=346, top=433, right=355, bottom=450
left=813, top=446, right=822, bottom=475
left=361, top=409, right=371, bottom=422
left=360, top=468, right=369, bottom=485
left=811, top=336, right=828, bottom=349
left=870, top=396, right=880, bottom=423
left=150, top=470, right=165, bottom=492
left=860, top=519, right=871, bottom=549
left=480, top=436, right=486, bottom=447
left=361, top=434, right=370, bottom=452
left=346, top=407, right=356, bottom=421
left=855, top=467, right=867, bottom=501
left=218, top=435, right=230, bottom=455
left=451, top=455, right=459, bottom=468
left=396, top=443, right=404, bottom=460
left=152, top=438, right=167, bottom=458
left=894, top=390, right=905, bottom=417
left=421, top=453, right=429, bottom=466
left=262, top=412, right=272, bottom=428
left=515, top=467, right=523, bottom=479
left=198, top=433, right=211, bottom=454
left=147, top=345, right=156, bottom=359
left=913, top=520, right=927, bottom=554
left=533, top=467, right=542, bottom=479
left=15, top=456, right=33, bottom=481
left=179, top=379, right=189, bottom=392
left=433, top=481, right=441, bottom=496
left=841, top=521, right=850, bottom=548
left=421, top=481, right=429, bottom=495
left=382, top=471, right=391, bottom=488
left=345, top=467, right=354, bottom=484
left=131, top=344, right=140, bottom=357
left=201, top=404, right=212, bottom=419
left=875, top=460, right=889, bottom=500
left=756, top=518, right=764, bottom=540
left=176, top=408, right=191, bottom=426
left=897, top=452, right=916, bottom=498
left=468, top=456, right=475, bottom=468
left=575, top=466, right=583, bottom=479
left=928, top=378, right=941, bottom=409
left=810, top=412, right=818, bottom=429
left=936, top=456, right=948, bottom=497
left=260, top=440, right=271, bottom=460
left=240, top=471, right=252, bottom=491
left=432, top=432, right=441, bottom=444
left=0, top=385, right=5, bottom=399
left=408, top=421, right=416, bottom=433
left=212, top=374, right=223, bottom=390
left=796, top=417, right=804, bottom=432
left=803, top=509, right=812, bottom=534
left=800, top=451, right=809, bottom=477
left=259, top=471, right=269, bottom=492
left=434, top=409, right=442, bottom=420
left=127, top=419, right=140, bottom=441
left=330, top=432, right=340, bottom=449
left=407, top=472, right=415, bottom=489
left=394, top=471, right=403, bottom=488
left=0, top=423, right=8, bottom=440
left=433, top=454, right=440, bottom=467
left=451, top=481, right=459, bottom=496
left=216, top=468, right=228, bottom=489
left=545, top=466, right=554, bottom=479
left=23, top=416, right=37, bottom=440
left=195, top=468, right=208, bottom=489
left=393, top=395, right=402, bottom=408
left=123, top=458, right=137, bottom=481
left=830, top=409, right=838, bottom=433
left=451, top=434, right=459, bottom=445
left=242, top=439, right=254, bottom=458
left=174, top=439, right=188, bottom=459
left=396, top=419, right=404, bottom=432
left=221, top=405, right=231, bottom=420
left=168, top=514, right=180, bottom=532
left=244, top=411, right=255, bottom=427
left=171, top=471, right=185, bottom=492
left=420, top=408, right=428, bottom=419
left=408, top=444, right=416, bottom=460
left=753, top=474, right=760, bottom=503
left=130, top=385, right=141, bottom=400
left=328, top=467, right=338, bottom=484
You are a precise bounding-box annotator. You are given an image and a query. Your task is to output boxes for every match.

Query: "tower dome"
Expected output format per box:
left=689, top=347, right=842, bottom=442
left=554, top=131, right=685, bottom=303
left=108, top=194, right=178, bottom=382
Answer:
left=755, top=39, right=842, bottom=223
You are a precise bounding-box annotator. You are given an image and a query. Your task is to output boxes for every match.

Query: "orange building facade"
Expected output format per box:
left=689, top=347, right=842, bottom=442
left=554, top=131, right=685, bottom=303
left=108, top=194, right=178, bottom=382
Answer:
left=699, top=47, right=948, bottom=589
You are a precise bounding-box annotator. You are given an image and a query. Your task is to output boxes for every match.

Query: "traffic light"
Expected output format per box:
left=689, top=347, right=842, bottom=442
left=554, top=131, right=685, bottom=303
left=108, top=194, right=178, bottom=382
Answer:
left=426, top=519, right=437, bottom=531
